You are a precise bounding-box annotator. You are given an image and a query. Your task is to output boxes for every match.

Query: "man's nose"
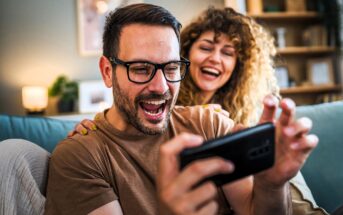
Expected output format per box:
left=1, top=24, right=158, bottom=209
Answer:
left=147, top=69, right=169, bottom=93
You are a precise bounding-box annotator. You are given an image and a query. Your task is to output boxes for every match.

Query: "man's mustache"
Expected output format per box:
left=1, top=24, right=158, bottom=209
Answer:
left=135, top=91, right=172, bottom=103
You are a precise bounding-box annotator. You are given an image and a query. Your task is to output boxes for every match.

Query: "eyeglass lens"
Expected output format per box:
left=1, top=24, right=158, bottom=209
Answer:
left=128, top=62, right=186, bottom=83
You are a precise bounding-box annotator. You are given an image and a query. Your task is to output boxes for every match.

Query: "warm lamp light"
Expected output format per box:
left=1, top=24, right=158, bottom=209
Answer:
left=22, top=86, right=48, bottom=115
left=95, top=0, right=109, bottom=14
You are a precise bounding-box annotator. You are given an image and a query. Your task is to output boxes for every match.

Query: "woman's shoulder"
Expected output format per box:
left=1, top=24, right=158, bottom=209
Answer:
left=173, top=104, right=231, bottom=119
left=171, top=105, right=234, bottom=138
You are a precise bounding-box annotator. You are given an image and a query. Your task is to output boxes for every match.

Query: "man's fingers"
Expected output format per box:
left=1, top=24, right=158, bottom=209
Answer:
left=197, top=200, right=218, bottom=215
left=185, top=182, right=217, bottom=208
left=171, top=182, right=218, bottom=213
left=290, top=134, right=318, bottom=152
left=158, top=134, right=233, bottom=213
left=258, top=95, right=278, bottom=124
left=158, top=133, right=203, bottom=189
left=284, top=117, right=313, bottom=139
left=278, top=98, right=295, bottom=126
left=169, top=157, right=234, bottom=195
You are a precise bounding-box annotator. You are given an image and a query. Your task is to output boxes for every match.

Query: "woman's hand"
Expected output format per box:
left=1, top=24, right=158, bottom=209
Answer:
left=67, top=119, right=97, bottom=137
left=201, top=104, right=230, bottom=118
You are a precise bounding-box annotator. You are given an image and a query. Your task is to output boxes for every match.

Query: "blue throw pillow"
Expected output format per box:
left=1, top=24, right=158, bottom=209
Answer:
left=0, top=114, right=77, bottom=153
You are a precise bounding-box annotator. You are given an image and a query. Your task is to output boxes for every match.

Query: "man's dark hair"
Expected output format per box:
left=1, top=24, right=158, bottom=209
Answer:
left=103, top=3, right=182, bottom=59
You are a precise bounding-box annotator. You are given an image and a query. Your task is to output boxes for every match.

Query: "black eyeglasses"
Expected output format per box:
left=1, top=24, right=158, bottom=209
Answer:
left=108, top=57, right=190, bottom=84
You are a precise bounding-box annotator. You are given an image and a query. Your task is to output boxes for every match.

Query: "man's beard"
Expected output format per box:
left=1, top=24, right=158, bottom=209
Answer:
left=112, top=77, right=174, bottom=135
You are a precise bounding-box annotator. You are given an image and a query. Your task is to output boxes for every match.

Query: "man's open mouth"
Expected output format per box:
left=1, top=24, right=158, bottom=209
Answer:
left=139, top=100, right=167, bottom=117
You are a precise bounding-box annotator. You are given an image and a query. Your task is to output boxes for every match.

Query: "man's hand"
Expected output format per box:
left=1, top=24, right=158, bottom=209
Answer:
left=257, top=98, right=318, bottom=187
left=157, top=133, right=234, bottom=215
left=223, top=95, right=318, bottom=215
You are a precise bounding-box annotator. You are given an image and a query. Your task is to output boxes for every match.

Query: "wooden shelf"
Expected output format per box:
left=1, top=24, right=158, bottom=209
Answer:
left=248, top=12, right=321, bottom=20
left=277, top=46, right=336, bottom=55
left=280, top=85, right=342, bottom=94
left=252, top=8, right=340, bottom=105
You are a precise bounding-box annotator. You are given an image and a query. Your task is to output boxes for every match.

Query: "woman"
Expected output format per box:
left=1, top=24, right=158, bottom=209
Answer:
left=178, top=7, right=278, bottom=126
left=73, top=7, right=278, bottom=135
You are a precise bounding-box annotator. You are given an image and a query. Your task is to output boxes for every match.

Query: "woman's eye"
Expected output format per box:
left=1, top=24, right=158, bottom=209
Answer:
left=222, top=51, right=235, bottom=57
left=199, top=46, right=212, bottom=51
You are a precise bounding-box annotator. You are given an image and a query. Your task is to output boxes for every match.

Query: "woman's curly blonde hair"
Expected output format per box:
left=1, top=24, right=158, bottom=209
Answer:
left=177, top=7, right=280, bottom=126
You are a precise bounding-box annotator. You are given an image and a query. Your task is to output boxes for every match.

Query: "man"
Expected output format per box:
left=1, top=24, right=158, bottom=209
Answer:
left=45, top=3, right=319, bottom=215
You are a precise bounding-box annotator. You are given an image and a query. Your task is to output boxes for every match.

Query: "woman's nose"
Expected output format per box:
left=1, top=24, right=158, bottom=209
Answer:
left=208, top=50, right=221, bottom=64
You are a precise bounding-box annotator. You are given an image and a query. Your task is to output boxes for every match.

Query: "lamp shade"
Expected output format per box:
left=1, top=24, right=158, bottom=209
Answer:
left=22, top=86, right=48, bottom=112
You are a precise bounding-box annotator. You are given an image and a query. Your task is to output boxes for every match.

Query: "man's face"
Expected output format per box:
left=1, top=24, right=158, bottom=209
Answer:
left=112, top=24, right=180, bottom=135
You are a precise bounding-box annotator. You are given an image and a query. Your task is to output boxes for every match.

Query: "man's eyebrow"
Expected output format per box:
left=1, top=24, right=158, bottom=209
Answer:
left=125, top=58, right=182, bottom=63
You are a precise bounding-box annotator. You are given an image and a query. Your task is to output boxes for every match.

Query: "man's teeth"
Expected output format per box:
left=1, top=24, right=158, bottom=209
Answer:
left=145, top=100, right=166, bottom=105
left=141, top=100, right=166, bottom=116
left=144, top=106, right=163, bottom=115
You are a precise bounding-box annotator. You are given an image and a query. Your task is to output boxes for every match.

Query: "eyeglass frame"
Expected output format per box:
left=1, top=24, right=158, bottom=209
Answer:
left=108, top=56, right=190, bottom=84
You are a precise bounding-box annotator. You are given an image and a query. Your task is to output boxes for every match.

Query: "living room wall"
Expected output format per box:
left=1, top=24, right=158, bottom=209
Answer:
left=0, top=0, right=223, bottom=115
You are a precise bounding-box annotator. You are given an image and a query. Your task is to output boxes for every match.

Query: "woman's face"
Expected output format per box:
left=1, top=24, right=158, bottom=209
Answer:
left=188, top=31, right=238, bottom=94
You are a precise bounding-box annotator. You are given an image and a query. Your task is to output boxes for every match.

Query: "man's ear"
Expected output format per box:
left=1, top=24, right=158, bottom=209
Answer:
left=99, top=56, right=113, bottom=88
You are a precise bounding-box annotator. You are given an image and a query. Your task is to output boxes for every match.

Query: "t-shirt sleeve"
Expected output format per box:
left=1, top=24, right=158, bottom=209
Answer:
left=45, top=138, right=117, bottom=215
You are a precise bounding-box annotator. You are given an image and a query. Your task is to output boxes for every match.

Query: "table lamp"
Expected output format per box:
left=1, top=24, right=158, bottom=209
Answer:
left=22, top=86, right=48, bottom=115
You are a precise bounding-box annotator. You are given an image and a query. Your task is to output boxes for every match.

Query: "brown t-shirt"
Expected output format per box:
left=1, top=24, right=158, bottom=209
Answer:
left=45, top=105, right=234, bottom=215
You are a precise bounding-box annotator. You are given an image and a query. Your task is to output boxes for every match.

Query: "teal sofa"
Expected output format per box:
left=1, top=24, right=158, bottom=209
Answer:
left=1, top=101, right=343, bottom=213
left=0, top=115, right=77, bottom=153
left=295, top=101, right=343, bottom=213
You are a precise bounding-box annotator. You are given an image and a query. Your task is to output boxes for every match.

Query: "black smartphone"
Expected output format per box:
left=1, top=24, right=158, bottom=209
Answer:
left=179, top=122, right=275, bottom=186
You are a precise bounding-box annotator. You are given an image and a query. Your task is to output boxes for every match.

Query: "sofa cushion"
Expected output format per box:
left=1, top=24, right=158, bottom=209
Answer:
left=0, top=115, right=77, bottom=153
left=296, top=101, right=343, bottom=213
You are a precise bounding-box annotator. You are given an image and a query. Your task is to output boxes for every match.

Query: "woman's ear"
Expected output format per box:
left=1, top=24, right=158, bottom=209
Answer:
left=99, top=56, right=113, bottom=88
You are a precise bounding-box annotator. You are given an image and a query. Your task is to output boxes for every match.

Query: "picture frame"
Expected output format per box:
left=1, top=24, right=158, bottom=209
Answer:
left=78, top=80, right=113, bottom=113
left=77, top=0, right=143, bottom=56
left=307, top=58, right=335, bottom=86
left=224, top=0, right=246, bottom=14
left=302, top=25, right=327, bottom=46
left=275, top=66, right=289, bottom=88
left=286, top=0, right=306, bottom=12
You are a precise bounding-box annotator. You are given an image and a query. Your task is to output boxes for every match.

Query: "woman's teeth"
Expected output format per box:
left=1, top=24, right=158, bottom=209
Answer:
left=201, top=68, right=220, bottom=77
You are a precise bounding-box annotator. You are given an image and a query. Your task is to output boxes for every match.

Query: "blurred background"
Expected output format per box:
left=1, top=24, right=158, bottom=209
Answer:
left=0, top=0, right=224, bottom=115
left=0, top=0, right=342, bottom=116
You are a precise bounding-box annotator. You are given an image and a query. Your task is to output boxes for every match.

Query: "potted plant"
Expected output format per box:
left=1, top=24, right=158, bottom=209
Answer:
left=49, top=75, right=78, bottom=113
